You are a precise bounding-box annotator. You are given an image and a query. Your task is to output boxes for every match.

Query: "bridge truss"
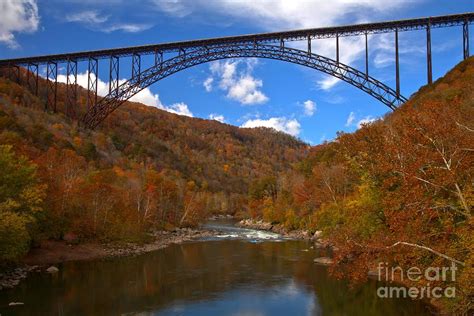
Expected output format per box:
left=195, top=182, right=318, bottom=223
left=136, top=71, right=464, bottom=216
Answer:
left=0, top=12, right=472, bottom=128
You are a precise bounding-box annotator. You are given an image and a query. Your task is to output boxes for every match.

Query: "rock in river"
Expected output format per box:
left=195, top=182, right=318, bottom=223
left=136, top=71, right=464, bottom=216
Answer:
left=313, top=257, right=333, bottom=265
left=46, top=266, right=59, bottom=273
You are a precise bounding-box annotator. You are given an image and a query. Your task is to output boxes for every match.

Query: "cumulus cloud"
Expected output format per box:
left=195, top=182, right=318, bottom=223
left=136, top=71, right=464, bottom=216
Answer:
left=156, top=0, right=412, bottom=90
left=0, top=0, right=39, bottom=48
left=164, top=102, right=193, bottom=117
left=57, top=72, right=193, bottom=117
left=357, top=115, right=377, bottom=128
left=209, top=113, right=225, bottom=123
left=241, top=117, right=301, bottom=136
left=205, top=59, right=268, bottom=105
left=302, top=100, right=316, bottom=116
left=155, top=1, right=409, bottom=29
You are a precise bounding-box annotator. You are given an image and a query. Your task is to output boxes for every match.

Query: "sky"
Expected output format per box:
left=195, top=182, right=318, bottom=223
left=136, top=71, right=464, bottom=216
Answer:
left=0, top=0, right=473, bottom=144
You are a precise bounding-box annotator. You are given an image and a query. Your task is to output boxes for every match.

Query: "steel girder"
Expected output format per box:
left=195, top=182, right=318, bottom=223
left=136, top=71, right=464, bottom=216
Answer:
left=109, top=56, right=120, bottom=96
left=66, top=59, right=78, bottom=118
left=46, top=62, right=58, bottom=112
left=26, top=63, right=39, bottom=96
left=87, top=58, right=98, bottom=110
left=82, top=44, right=407, bottom=129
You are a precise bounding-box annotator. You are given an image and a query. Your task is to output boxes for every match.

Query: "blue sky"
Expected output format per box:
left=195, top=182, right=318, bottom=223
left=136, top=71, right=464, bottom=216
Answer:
left=1, top=0, right=473, bottom=144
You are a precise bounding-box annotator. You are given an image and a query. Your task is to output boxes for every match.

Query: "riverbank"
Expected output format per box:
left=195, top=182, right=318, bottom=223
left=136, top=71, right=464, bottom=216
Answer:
left=0, top=227, right=218, bottom=291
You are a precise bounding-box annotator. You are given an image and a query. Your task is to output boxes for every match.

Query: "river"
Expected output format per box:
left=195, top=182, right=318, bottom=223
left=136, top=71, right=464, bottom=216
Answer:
left=0, top=219, right=432, bottom=315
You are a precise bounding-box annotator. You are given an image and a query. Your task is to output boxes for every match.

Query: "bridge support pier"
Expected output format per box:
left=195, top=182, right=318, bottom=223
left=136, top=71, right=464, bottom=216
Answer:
left=27, top=63, right=38, bottom=96
left=6, top=64, right=20, bottom=84
left=46, top=62, right=57, bottom=112
left=336, top=33, right=340, bottom=63
left=154, top=50, right=163, bottom=69
left=109, top=56, right=120, bottom=96
left=365, top=32, right=369, bottom=78
left=66, top=59, right=78, bottom=118
left=132, top=53, right=141, bottom=82
left=307, top=36, right=311, bottom=55
left=427, top=23, right=433, bottom=84
left=395, top=29, right=400, bottom=97
left=464, top=20, right=470, bottom=60
left=87, top=57, right=98, bottom=110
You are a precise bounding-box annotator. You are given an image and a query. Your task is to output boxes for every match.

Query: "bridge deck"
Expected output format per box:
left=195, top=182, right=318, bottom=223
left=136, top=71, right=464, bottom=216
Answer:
left=1, top=12, right=472, bottom=66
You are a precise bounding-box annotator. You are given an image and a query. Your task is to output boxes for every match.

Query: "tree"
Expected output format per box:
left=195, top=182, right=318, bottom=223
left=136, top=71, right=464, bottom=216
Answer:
left=0, top=145, right=46, bottom=261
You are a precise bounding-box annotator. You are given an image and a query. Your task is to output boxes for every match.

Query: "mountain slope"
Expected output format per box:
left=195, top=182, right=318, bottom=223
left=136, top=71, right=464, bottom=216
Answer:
left=245, top=57, right=473, bottom=314
left=0, top=71, right=307, bottom=246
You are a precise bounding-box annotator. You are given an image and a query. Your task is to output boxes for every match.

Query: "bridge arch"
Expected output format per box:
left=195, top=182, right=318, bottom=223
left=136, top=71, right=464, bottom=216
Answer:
left=82, top=44, right=408, bottom=128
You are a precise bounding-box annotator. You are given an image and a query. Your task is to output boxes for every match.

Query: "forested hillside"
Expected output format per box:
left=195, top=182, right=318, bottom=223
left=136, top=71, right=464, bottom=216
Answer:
left=0, top=56, right=472, bottom=314
left=245, top=57, right=473, bottom=313
left=0, top=71, right=306, bottom=259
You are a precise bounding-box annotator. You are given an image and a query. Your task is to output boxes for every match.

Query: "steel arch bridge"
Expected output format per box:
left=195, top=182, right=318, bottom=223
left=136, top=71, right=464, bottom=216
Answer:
left=83, top=44, right=406, bottom=128
left=0, top=12, right=472, bottom=128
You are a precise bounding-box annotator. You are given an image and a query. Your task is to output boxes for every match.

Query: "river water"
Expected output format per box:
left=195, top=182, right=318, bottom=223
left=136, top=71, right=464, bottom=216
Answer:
left=0, top=219, right=431, bottom=315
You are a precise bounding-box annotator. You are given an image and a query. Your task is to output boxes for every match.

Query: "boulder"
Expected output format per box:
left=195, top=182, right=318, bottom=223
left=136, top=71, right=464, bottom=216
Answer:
left=313, top=230, right=323, bottom=239
left=313, top=257, right=333, bottom=265
left=46, top=266, right=59, bottom=273
left=9, top=302, right=24, bottom=306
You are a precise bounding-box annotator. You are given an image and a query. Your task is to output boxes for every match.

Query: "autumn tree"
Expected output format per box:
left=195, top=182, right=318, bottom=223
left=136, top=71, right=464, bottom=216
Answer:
left=0, top=145, right=46, bottom=261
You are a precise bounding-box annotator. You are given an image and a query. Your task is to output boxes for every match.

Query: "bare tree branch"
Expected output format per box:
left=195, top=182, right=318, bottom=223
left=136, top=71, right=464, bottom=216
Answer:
left=387, top=241, right=465, bottom=266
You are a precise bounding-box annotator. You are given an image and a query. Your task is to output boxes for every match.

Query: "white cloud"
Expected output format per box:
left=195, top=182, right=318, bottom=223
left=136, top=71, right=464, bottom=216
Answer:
left=0, top=0, right=39, bottom=48
left=344, top=112, right=377, bottom=129
left=203, top=77, right=213, bottom=92
left=207, top=59, right=268, bottom=105
left=64, top=9, right=150, bottom=33
left=227, top=75, right=268, bottom=104
left=57, top=72, right=193, bottom=117
left=209, top=113, right=225, bottom=123
left=241, top=117, right=300, bottom=136
left=317, top=76, right=340, bottom=90
left=302, top=100, right=316, bottom=116
left=152, top=0, right=193, bottom=18
left=155, top=1, right=410, bottom=28
left=164, top=102, right=193, bottom=117
left=155, top=0, right=412, bottom=90
left=357, top=115, right=376, bottom=128
left=372, top=33, right=427, bottom=69
left=345, top=111, right=356, bottom=126
left=65, top=10, right=109, bottom=24
left=102, top=23, right=152, bottom=33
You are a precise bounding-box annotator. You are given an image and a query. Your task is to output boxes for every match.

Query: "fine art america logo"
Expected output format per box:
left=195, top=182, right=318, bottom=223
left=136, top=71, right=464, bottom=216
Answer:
left=376, top=262, right=458, bottom=299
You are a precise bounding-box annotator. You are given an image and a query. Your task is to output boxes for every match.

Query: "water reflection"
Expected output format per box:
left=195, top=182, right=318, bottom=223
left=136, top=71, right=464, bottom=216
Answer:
left=0, top=237, right=431, bottom=315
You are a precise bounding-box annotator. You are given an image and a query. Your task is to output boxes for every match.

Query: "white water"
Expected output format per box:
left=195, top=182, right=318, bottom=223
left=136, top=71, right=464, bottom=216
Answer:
left=202, top=220, right=282, bottom=242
